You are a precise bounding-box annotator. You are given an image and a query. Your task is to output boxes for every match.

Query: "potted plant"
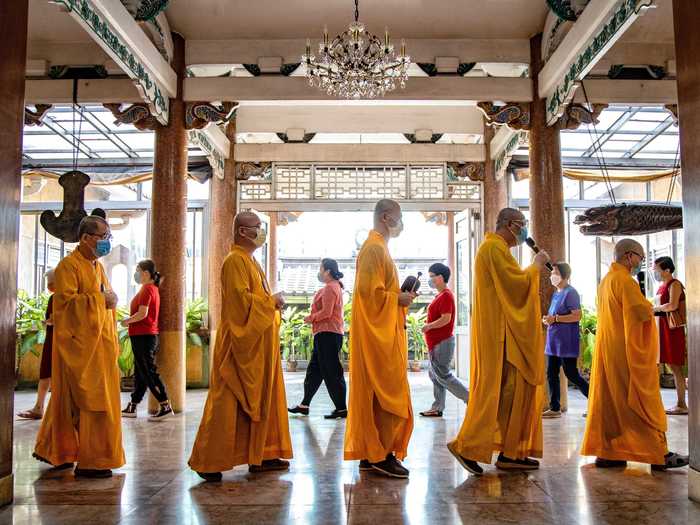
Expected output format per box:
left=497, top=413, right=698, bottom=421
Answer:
left=185, top=298, right=209, bottom=387
left=280, top=306, right=313, bottom=372
left=578, top=306, right=597, bottom=381
left=341, top=300, right=352, bottom=370
left=406, top=307, right=428, bottom=372
left=116, top=306, right=135, bottom=391
left=15, top=290, right=49, bottom=387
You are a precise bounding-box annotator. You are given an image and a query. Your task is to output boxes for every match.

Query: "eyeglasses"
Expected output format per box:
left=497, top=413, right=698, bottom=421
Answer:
left=91, top=232, right=113, bottom=241
left=512, top=220, right=529, bottom=228
left=628, top=250, right=645, bottom=262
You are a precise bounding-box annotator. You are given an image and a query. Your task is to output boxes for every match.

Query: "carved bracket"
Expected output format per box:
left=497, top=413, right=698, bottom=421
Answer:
left=276, top=132, right=316, bottom=143
left=404, top=133, right=443, bottom=144
left=447, top=162, right=485, bottom=182
left=421, top=211, right=449, bottom=226
left=558, top=103, right=607, bottom=130
left=185, top=101, right=238, bottom=130
left=103, top=103, right=161, bottom=131
left=24, top=104, right=53, bottom=127
left=477, top=102, right=531, bottom=130
left=236, top=162, right=272, bottom=181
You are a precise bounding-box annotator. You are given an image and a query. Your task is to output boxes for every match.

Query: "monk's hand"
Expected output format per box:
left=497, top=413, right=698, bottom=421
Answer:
left=103, top=290, right=118, bottom=310
left=398, top=291, right=416, bottom=307
left=533, top=250, right=550, bottom=270
left=273, top=292, right=285, bottom=310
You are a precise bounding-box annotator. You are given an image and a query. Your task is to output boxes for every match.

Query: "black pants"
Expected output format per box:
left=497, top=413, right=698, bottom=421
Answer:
left=301, top=332, right=347, bottom=410
left=130, top=335, right=169, bottom=404
left=547, top=355, right=589, bottom=412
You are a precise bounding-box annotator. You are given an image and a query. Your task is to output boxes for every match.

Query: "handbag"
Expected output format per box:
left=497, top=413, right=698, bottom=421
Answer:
left=667, top=280, right=686, bottom=330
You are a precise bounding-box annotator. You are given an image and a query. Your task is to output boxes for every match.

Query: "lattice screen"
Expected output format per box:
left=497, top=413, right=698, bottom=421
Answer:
left=314, top=165, right=407, bottom=200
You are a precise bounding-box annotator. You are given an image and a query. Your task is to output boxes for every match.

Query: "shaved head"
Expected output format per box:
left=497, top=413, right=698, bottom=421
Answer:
left=77, top=215, right=109, bottom=239
left=234, top=211, right=264, bottom=252
left=373, top=199, right=403, bottom=238
left=496, top=208, right=525, bottom=229
left=614, top=238, right=645, bottom=262
left=374, top=199, right=400, bottom=220
left=44, top=268, right=55, bottom=285
left=234, top=211, right=261, bottom=231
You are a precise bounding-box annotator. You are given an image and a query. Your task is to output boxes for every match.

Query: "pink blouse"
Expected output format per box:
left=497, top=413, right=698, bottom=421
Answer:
left=306, top=280, right=344, bottom=336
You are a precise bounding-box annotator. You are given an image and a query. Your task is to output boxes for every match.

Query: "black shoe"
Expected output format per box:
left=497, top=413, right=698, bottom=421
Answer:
left=496, top=453, right=540, bottom=471
left=196, top=471, right=222, bottom=482
left=324, top=408, right=347, bottom=419
left=288, top=405, right=309, bottom=416
left=249, top=459, right=290, bottom=473
left=595, top=458, right=627, bottom=468
left=370, top=454, right=409, bottom=479
left=419, top=410, right=443, bottom=417
left=447, top=442, right=483, bottom=475
left=74, top=468, right=112, bottom=478
left=149, top=402, right=173, bottom=422
left=121, top=402, right=137, bottom=419
left=359, top=459, right=373, bottom=471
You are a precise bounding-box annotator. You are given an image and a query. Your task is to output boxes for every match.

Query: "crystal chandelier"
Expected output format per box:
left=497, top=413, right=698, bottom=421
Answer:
left=302, top=0, right=411, bottom=99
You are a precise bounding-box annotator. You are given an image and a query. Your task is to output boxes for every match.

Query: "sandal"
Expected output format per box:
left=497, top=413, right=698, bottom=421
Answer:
left=17, top=409, right=43, bottom=420
left=665, top=406, right=689, bottom=415
left=419, top=410, right=443, bottom=417
left=652, top=452, right=689, bottom=471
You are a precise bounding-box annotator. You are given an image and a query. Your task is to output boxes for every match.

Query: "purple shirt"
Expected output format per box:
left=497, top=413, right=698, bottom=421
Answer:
left=545, top=286, right=581, bottom=358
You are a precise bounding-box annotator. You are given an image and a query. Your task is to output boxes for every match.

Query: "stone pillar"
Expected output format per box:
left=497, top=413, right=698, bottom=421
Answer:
left=672, top=0, right=700, bottom=501
left=482, top=121, right=508, bottom=232
left=0, top=0, right=27, bottom=506
left=529, top=34, right=567, bottom=411
left=206, top=119, right=237, bottom=378
left=150, top=33, right=187, bottom=413
left=268, top=212, right=278, bottom=291
left=447, top=212, right=456, bottom=292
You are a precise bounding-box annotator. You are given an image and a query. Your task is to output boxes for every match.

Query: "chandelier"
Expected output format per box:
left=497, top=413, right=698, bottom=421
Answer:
left=302, top=0, right=411, bottom=99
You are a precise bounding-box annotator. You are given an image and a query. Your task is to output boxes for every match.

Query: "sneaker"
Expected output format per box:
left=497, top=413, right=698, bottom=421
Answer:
left=74, top=468, right=112, bottom=478
left=196, top=471, right=222, bottom=482
left=594, top=457, right=627, bottom=468
left=370, top=454, right=409, bottom=479
left=149, top=402, right=173, bottom=422
left=447, top=442, right=483, bottom=475
left=496, top=453, right=539, bottom=470
left=122, top=402, right=137, bottom=418
left=542, top=409, right=562, bottom=419
left=249, top=459, right=290, bottom=473
left=288, top=405, right=309, bottom=416
left=359, top=459, right=373, bottom=471
left=324, top=408, right=347, bottom=419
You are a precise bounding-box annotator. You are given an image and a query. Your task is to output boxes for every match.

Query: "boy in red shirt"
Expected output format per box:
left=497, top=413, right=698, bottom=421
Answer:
left=420, top=263, right=469, bottom=417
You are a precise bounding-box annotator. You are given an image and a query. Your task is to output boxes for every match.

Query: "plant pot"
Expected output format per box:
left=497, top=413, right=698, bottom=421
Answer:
left=186, top=343, right=209, bottom=387
left=120, top=375, right=135, bottom=392
left=286, top=359, right=298, bottom=372
left=17, top=343, right=43, bottom=388
left=409, top=360, right=422, bottom=372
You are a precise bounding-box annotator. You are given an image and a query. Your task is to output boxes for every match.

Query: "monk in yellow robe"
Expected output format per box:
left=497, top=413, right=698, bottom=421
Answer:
left=581, top=239, right=688, bottom=470
left=34, top=215, right=125, bottom=478
left=189, top=211, right=292, bottom=481
left=448, top=208, right=549, bottom=475
left=344, top=199, right=416, bottom=478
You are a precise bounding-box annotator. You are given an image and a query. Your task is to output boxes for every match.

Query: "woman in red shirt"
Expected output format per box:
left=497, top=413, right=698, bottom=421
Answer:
left=120, top=259, right=172, bottom=421
left=288, top=258, right=347, bottom=419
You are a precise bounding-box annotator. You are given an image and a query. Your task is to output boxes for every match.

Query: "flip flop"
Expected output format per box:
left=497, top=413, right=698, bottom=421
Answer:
left=419, top=410, right=443, bottom=417
left=665, top=406, right=689, bottom=415
left=652, top=452, right=689, bottom=471
left=17, top=410, right=42, bottom=420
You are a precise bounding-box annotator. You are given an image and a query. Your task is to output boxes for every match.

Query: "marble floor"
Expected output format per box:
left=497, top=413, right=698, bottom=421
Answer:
left=2, top=373, right=698, bottom=525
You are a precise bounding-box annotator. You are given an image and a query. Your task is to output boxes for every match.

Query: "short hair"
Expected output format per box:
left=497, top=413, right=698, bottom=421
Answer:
left=654, top=256, right=675, bottom=274
left=554, top=262, right=572, bottom=280
left=77, top=215, right=108, bottom=239
left=429, top=262, right=451, bottom=284
left=374, top=199, right=399, bottom=220
left=495, top=208, right=524, bottom=229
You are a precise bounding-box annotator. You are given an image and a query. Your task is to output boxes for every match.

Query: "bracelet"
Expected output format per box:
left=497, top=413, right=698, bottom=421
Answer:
left=554, top=315, right=559, bottom=323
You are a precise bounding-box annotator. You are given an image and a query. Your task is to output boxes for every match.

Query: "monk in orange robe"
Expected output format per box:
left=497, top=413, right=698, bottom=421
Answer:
left=581, top=239, right=688, bottom=470
left=189, top=211, right=292, bottom=481
left=344, top=199, right=416, bottom=478
left=448, top=208, right=549, bottom=475
left=34, top=215, right=125, bottom=478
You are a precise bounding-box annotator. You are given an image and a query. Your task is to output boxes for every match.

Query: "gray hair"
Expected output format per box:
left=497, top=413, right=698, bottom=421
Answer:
left=77, top=215, right=109, bottom=238
left=374, top=199, right=399, bottom=220
left=614, top=238, right=644, bottom=262
left=496, top=207, right=525, bottom=229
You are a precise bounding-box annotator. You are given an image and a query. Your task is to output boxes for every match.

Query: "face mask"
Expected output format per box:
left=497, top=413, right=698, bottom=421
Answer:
left=628, top=254, right=642, bottom=276
left=134, top=271, right=142, bottom=284
left=243, top=227, right=267, bottom=247
left=509, top=223, right=528, bottom=245
left=387, top=217, right=403, bottom=238
left=428, top=279, right=436, bottom=290
left=550, top=274, right=562, bottom=287
left=94, top=238, right=111, bottom=258
left=317, top=272, right=325, bottom=283
left=653, top=271, right=663, bottom=282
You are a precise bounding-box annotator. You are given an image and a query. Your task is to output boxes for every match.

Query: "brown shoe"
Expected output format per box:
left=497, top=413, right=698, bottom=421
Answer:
left=595, top=457, right=627, bottom=468
left=249, top=459, right=290, bottom=473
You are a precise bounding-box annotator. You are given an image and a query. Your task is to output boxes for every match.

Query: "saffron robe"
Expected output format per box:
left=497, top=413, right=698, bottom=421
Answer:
left=581, top=262, right=667, bottom=464
left=34, top=249, right=125, bottom=470
left=189, top=245, right=292, bottom=472
left=449, top=233, right=544, bottom=463
left=344, top=230, right=414, bottom=463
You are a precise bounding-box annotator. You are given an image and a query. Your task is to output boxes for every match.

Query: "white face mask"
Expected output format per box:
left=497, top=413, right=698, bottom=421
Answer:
left=387, top=216, right=403, bottom=238
left=242, top=226, right=267, bottom=247
left=134, top=271, right=142, bottom=284
left=550, top=274, right=562, bottom=287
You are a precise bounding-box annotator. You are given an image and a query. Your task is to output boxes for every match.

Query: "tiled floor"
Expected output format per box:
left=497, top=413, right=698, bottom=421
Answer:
left=2, top=372, right=698, bottom=524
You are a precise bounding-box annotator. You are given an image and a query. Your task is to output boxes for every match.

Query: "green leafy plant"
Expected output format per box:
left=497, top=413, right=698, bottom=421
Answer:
left=280, top=306, right=313, bottom=361
left=406, top=307, right=428, bottom=361
left=116, top=306, right=134, bottom=377
left=579, top=306, right=597, bottom=370
left=185, top=297, right=208, bottom=349
left=15, top=290, right=49, bottom=376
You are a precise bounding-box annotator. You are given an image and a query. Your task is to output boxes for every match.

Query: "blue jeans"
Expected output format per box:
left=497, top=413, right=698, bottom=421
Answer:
left=428, top=336, right=469, bottom=411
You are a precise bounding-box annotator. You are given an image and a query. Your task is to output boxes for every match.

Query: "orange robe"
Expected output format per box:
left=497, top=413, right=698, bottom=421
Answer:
left=344, top=230, right=413, bottom=463
left=449, top=233, right=543, bottom=463
left=188, top=245, right=292, bottom=472
left=34, top=249, right=125, bottom=470
left=581, top=262, right=667, bottom=464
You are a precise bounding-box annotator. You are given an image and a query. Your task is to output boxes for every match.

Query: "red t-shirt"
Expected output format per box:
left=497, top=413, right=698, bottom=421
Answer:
left=128, top=283, right=160, bottom=336
left=425, top=288, right=456, bottom=351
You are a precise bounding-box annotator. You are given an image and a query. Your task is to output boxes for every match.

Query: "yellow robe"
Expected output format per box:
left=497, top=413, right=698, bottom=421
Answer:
left=34, top=249, right=125, bottom=470
left=188, top=245, right=293, bottom=472
left=581, top=262, right=667, bottom=464
left=344, top=230, right=413, bottom=463
left=449, top=233, right=543, bottom=463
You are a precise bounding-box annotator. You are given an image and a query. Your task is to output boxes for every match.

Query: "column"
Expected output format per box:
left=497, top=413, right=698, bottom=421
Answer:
left=446, top=212, right=456, bottom=292
left=206, top=119, right=237, bottom=379
left=268, top=212, right=278, bottom=291
left=672, top=0, right=700, bottom=502
left=529, top=34, right=568, bottom=411
left=0, top=0, right=28, bottom=506
left=482, top=120, right=508, bottom=232
left=150, top=33, right=187, bottom=413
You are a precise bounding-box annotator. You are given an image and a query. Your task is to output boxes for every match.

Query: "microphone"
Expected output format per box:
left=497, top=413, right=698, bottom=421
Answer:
left=525, top=237, right=553, bottom=272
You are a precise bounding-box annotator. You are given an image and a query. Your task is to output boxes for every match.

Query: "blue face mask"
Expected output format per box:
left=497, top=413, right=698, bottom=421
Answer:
left=511, top=223, right=528, bottom=245
left=95, top=238, right=112, bottom=258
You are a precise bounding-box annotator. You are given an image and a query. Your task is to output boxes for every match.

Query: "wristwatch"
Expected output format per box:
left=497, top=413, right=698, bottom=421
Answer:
left=554, top=315, right=559, bottom=323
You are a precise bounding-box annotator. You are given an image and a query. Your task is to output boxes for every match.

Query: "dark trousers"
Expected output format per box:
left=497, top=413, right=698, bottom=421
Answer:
left=547, top=354, right=589, bottom=412
left=130, top=334, right=169, bottom=404
left=301, top=332, right=347, bottom=410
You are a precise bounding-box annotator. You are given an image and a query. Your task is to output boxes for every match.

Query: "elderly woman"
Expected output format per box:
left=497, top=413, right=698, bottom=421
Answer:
left=652, top=256, right=688, bottom=415
left=542, top=262, right=589, bottom=418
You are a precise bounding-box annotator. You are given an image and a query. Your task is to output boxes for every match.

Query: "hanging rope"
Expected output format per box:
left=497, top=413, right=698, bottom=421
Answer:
left=580, top=79, right=616, bottom=204
left=354, top=0, right=359, bottom=22
left=665, top=139, right=681, bottom=205
left=71, top=78, right=85, bottom=172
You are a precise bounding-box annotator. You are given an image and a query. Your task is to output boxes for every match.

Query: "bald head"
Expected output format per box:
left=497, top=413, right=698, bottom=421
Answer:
left=374, top=199, right=400, bottom=220
left=496, top=208, right=525, bottom=229
left=614, top=238, right=645, bottom=262
left=373, top=199, right=403, bottom=239
left=78, top=215, right=109, bottom=239
left=234, top=211, right=261, bottom=232
left=234, top=211, right=264, bottom=252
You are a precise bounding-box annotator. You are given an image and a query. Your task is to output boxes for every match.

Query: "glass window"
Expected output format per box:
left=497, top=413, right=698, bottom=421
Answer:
left=567, top=210, right=598, bottom=308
